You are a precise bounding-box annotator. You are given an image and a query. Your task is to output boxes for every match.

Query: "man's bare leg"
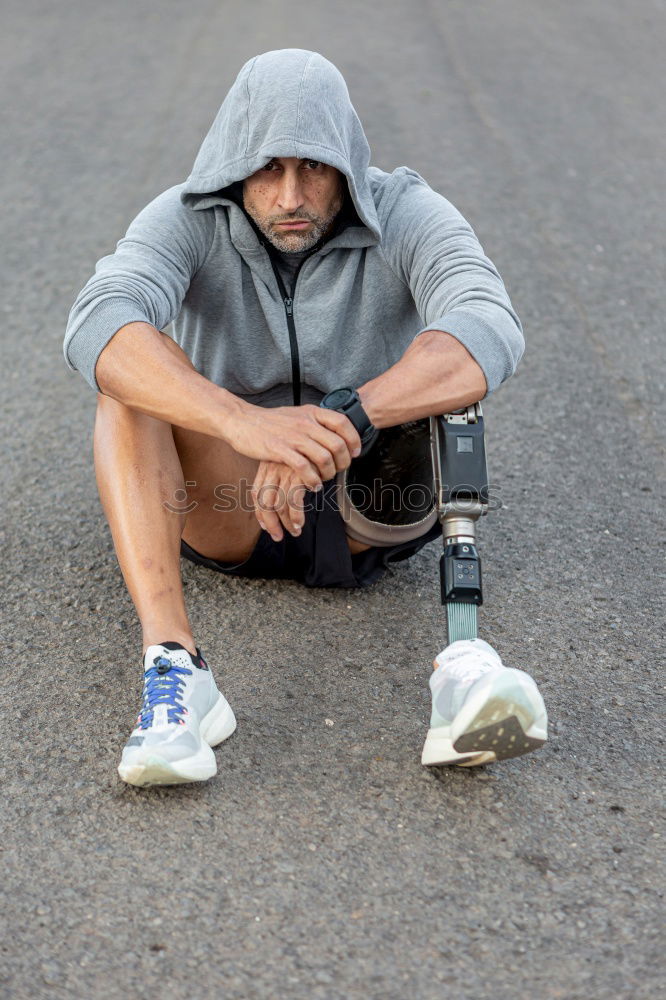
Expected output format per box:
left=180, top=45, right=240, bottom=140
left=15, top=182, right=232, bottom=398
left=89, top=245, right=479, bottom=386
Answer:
left=94, top=386, right=267, bottom=786
left=93, top=395, right=261, bottom=655
left=95, top=330, right=370, bottom=655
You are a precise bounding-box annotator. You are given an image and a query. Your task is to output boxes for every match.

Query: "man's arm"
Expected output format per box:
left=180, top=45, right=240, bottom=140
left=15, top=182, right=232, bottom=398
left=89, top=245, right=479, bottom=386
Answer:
left=96, top=322, right=361, bottom=490
left=64, top=185, right=213, bottom=391
left=356, top=328, right=486, bottom=427
left=376, top=167, right=524, bottom=397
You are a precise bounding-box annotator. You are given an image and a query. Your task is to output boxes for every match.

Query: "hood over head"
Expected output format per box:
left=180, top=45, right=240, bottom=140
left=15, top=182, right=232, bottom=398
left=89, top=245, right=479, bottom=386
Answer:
left=181, top=49, right=380, bottom=242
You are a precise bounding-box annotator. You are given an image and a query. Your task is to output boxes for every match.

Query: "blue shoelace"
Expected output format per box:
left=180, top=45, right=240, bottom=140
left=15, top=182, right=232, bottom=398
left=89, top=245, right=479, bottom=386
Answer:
left=138, top=656, right=192, bottom=729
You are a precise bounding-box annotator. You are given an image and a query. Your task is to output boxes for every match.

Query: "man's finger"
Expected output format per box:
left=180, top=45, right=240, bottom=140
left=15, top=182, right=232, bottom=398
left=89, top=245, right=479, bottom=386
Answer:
left=252, top=461, right=285, bottom=506
left=270, top=468, right=305, bottom=537
left=300, top=422, right=353, bottom=472
left=286, top=480, right=307, bottom=534
left=311, top=406, right=363, bottom=457
left=277, top=449, right=323, bottom=491
left=291, top=438, right=337, bottom=483
left=250, top=463, right=269, bottom=533
left=250, top=462, right=280, bottom=539
left=250, top=462, right=269, bottom=512
left=256, top=481, right=281, bottom=512
left=260, top=505, right=284, bottom=542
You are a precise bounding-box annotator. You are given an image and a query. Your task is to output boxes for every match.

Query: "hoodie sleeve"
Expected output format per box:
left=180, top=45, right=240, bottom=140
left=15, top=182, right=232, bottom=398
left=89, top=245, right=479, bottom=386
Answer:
left=63, top=184, right=215, bottom=391
left=376, top=167, right=524, bottom=394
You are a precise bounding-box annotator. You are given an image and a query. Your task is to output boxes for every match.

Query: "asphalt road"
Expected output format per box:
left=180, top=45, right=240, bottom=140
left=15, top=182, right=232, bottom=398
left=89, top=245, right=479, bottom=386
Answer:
left=1, top=0, right=664, bottom=997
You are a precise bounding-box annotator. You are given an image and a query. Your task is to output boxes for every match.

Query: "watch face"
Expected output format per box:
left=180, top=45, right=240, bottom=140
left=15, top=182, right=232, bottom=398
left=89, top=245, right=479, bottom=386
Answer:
left=325, top=388, right=353, bottom=408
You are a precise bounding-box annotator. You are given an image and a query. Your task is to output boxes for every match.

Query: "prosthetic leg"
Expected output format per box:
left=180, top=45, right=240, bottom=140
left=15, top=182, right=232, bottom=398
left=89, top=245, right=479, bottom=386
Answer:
left=429, top=404, right=488, bottom=644
left=422, top=404, right=548, bottom=767
left=334, top=406, right=547, bottom=766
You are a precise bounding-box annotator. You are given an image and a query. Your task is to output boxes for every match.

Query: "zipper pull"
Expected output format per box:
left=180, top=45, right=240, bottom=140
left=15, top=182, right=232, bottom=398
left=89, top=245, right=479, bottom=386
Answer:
left=284, top=297, right=293, bottom=316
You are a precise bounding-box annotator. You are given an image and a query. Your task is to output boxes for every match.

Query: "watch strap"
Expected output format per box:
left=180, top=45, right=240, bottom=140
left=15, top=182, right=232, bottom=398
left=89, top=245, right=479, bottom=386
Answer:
left=320, top=388, right=378, bottom=454
left=342, top=395, right=373, bottom=440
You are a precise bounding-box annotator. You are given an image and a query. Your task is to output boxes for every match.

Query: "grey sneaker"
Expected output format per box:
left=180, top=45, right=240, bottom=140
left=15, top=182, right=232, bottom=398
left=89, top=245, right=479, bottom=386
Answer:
left=421, top=639, right=547, bottom=767
left=118, top=642, right=236, bottom=786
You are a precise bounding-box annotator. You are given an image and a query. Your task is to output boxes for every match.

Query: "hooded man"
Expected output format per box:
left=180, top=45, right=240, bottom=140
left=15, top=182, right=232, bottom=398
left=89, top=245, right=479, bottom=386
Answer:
left=65, top=49, right=546, bottom=787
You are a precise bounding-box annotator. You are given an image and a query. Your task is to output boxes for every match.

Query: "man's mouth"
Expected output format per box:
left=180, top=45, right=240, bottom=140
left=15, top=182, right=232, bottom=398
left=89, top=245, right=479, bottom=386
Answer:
left=274, top=220, right=311, bottom=230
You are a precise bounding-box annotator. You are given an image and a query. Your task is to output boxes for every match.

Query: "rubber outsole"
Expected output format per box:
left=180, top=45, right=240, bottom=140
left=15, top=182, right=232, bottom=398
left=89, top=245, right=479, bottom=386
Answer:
left=454, top=715, right=546, bottom=760
left=422, top=669, right=547, bottom=768
left=118, top=753, right=218, bottom=787
left=118, top=696, right=237, bottom=787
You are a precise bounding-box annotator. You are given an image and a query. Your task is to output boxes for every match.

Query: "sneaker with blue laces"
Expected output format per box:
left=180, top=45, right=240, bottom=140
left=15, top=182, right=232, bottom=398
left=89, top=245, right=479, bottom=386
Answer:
left=118, top=642, right=236, bottom=786
left=421, top=639, right=548, bottom=767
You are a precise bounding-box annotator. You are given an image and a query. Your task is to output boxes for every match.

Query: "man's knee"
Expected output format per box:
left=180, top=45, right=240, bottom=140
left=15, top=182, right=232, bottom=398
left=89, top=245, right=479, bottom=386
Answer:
left=96, top=390, right=124, bottom=413
left=94, top=391, right=176, bottom=451
left=95, top=390, right=132, bottom=427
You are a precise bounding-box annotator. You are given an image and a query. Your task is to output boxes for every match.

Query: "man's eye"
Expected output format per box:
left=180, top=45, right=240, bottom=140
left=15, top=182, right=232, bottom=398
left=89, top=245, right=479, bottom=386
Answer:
left=305, top=160, right=321, bottom=169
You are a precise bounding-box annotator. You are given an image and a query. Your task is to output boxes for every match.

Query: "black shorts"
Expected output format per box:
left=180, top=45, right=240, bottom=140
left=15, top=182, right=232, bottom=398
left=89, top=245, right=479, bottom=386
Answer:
left=180, top=477, right=441, bottom=589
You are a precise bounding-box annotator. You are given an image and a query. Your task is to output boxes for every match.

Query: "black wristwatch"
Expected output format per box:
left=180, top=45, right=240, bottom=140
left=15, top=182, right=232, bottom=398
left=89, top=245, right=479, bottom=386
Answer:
left=319, top=387, right=378, bottom=455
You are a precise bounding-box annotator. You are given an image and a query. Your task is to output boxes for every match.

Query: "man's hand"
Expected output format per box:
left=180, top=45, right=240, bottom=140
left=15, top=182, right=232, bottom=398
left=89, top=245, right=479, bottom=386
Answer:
left=250, top=460, right=312, bottom=541
left=225, top=402, right=361, bottom=491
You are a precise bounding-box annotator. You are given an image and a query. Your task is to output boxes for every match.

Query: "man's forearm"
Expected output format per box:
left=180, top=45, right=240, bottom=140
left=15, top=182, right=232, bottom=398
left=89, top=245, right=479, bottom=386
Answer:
left=357, top=329, right=487, bottom=428
left=96, top=322, right=245, bottom=438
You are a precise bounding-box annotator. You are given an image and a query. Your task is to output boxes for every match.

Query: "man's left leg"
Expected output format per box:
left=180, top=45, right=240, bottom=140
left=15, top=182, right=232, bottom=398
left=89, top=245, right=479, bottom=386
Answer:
left=333, top=414, right=548, bottom=768
left=423, top=410, right=548, bottom=767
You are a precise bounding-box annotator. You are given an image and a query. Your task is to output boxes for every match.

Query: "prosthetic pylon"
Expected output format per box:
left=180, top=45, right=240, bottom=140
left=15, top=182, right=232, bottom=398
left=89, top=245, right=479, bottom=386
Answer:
left=429, top=404, right=489, bottom=644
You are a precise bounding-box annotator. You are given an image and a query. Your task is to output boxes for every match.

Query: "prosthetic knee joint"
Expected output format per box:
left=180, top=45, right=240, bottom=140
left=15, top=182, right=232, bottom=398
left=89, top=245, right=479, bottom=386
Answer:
left=430, top=404, right=489, bottom=644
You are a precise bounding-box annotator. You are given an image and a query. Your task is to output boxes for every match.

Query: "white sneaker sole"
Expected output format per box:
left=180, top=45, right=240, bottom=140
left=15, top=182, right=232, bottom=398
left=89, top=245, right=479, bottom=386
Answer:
left=118, top=696, right=237, bottom=787
left=422, top=668, right=547, bottom=768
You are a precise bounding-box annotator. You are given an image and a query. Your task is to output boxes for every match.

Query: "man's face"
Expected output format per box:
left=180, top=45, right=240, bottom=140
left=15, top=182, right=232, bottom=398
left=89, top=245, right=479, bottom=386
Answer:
left=242, top=157, right=344, bottom=253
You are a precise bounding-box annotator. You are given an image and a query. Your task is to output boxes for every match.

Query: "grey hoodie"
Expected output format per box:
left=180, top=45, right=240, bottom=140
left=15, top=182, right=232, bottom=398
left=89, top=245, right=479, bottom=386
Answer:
left=64, top=48, right=524, bottom=406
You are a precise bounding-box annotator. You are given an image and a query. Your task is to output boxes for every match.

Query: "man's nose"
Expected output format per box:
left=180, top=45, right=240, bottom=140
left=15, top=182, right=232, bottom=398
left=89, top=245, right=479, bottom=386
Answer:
left=276, top=171, right=304, bottom=213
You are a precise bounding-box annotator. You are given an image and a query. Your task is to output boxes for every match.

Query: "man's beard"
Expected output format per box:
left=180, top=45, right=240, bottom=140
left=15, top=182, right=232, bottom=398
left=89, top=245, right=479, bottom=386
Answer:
left=244, top=200, right=342, bottom=253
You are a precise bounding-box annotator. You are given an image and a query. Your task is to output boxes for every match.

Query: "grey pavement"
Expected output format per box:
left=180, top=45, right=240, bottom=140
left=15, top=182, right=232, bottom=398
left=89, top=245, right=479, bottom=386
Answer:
left=1, top=0, right=664, bottom=997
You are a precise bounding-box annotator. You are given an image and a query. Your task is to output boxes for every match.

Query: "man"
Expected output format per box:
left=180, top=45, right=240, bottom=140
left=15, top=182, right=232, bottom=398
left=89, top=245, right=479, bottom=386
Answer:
left=64, top=49, right=546, bottom=786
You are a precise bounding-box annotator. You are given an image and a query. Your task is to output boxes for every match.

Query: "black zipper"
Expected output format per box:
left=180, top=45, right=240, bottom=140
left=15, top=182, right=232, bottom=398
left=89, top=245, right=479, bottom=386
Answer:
left=268, top=256, right=305, bottom=407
